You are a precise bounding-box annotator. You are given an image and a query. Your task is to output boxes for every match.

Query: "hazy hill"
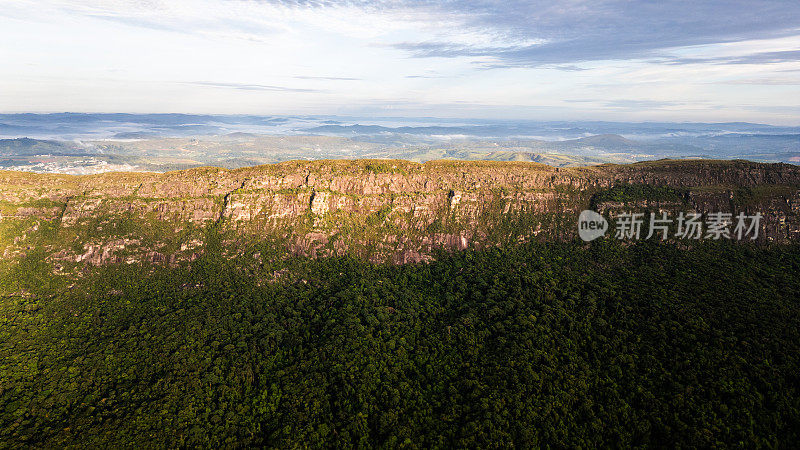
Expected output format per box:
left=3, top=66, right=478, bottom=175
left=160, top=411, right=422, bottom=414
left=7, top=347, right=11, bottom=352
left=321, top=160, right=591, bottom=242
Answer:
left=0, top=128, right=797, bottom=175
left=0, top=137, right=89, bottom=156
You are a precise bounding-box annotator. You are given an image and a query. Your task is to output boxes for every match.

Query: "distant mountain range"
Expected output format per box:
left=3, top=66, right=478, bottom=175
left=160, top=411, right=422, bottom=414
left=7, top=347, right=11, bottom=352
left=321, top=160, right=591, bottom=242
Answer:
left=1, top=113, right=798, bottom=140
left=0, top=114, right=797, bottom=173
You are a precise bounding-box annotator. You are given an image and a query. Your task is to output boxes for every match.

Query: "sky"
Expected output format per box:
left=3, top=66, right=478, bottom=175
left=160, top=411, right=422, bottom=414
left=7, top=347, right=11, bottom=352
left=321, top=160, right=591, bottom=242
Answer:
left=1, top=0, right=800, bottom=124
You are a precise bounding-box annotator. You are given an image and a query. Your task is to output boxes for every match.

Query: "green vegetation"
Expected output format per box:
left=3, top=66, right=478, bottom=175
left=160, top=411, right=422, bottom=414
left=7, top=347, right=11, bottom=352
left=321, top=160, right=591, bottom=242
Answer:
left=591, top=183, right=688, bottom=207
left=1, top=240, right=799, bottom=447
left=363, top=162, right=408, bottom=175
left=732, top=185, right=798, bottom=209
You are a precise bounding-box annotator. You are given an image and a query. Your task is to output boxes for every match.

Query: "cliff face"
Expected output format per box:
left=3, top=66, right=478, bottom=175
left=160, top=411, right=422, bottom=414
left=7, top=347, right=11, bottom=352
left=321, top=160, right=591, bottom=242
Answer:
left=1, top=159, right=799, bottom=268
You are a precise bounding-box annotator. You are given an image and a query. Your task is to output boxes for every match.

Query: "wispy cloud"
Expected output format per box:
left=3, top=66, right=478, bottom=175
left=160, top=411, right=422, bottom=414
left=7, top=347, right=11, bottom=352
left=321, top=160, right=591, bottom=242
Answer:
left=550, top=65, right=590, bottom=72
left=3, top=0, right=800, bottom=123
left=12, top=0, right=800, bottom=68
left=186, top=81, right=323, bottom=93
left=566, top=99, right=687, bottom=110
left=294, top=76, right=361, bottom=81
left=723, top=78, right=800, bottom=86
left=84, top=13, right=192, bottom=35
left=663, top=50, right=800, bottom=66
left=384, top=1, right=800, bottom=67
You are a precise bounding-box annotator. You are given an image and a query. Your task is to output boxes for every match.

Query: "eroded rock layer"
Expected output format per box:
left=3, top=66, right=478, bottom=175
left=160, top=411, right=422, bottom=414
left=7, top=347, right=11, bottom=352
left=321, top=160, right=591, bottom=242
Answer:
left=1, top=159, right=799, bottom=268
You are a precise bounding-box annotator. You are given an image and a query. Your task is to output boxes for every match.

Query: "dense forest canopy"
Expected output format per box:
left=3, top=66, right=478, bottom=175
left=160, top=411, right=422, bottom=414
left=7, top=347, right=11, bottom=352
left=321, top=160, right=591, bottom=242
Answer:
left=1, top=239, right=799, bottom=447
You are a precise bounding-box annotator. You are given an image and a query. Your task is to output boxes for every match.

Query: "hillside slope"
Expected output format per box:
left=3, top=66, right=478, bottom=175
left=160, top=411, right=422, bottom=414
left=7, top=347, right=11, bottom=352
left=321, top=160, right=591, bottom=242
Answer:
left=2, top=159, right=800, bottom=447
left=1, top=159, right=799, bottom=275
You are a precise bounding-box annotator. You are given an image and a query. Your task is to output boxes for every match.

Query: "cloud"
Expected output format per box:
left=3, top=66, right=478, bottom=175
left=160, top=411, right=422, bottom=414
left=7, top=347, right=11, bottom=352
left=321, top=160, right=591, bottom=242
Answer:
left=566, top=99, right=686, bottom=109
left=550, top=65, right=590, bottom=72
left=745, top=104, right=800, bottom=114
left=724, top=78, right=800, bottom=86
left=186, top=81, right=323, bottom=93
left=383, top=0, right=800, bottom=67
left=391, top=41, right=531, bottom=59
left=4, top=0, right=799, bottom=124
left=294, top=76, right=361, bottom=81
left=84, top=13, right=192, bottom=35
left=16, top=1, right=800, bottom=68
left=663, top=50, right=800, bottom=66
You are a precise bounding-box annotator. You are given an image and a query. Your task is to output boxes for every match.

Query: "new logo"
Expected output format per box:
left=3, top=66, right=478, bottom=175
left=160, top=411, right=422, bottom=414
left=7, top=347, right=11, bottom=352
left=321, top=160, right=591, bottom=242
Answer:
left=578, top=210, right=609, bottom=241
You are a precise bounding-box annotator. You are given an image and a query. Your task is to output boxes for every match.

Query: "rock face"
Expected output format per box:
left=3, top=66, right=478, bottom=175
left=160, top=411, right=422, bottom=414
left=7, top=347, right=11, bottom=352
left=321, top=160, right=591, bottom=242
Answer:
left=1, top=159, right=799, bottom=267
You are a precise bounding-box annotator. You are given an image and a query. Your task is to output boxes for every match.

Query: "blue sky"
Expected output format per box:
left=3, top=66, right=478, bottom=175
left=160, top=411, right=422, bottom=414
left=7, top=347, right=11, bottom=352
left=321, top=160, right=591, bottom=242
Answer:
left=1, top=0, right=799, bottom=124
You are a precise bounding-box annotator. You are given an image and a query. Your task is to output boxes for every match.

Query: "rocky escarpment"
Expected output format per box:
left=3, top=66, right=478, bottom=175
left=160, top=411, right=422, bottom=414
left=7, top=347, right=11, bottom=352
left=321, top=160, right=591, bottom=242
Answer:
left=1, top=159, right=799, bottom=269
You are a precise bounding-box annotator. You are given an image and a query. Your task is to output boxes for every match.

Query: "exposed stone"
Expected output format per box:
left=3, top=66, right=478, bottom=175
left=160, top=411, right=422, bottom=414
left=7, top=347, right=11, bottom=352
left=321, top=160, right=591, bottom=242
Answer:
left=1, top=160, right=799, bottom=267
